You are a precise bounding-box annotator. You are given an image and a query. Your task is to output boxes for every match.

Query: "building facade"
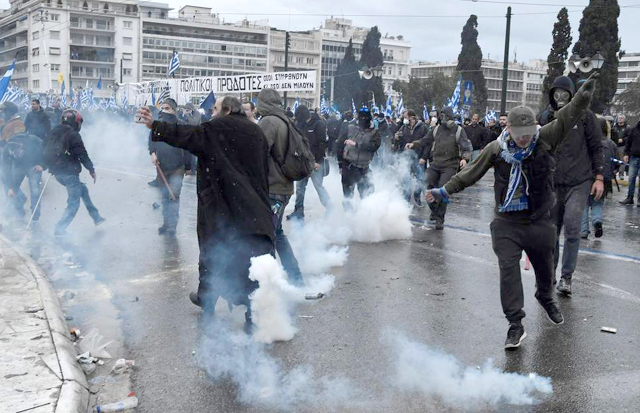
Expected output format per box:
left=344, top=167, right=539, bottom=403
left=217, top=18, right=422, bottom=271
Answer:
left=616, top=52, right=640, bottom=96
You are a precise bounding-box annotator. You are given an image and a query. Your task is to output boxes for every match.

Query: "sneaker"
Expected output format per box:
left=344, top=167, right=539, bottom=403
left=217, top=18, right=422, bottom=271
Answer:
left=189, top=292, right=202, bottom=308
left=286, top=210, right=304, bottom=221
left=94, top=217, right=106, bottom=227
left=594, top=222, right=603, bottom=238
left=504, top=323, right=527, bottom=349
left=540, top=301, right=564, bottom=325
left=556, top=278, right=572, bottom=296
left=619, top=198, right=634, bottom=205
left=148, top=179, right=159, bottom=187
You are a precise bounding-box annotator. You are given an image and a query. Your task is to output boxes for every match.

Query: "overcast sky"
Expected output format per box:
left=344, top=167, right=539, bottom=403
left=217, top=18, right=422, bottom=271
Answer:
left=2, top=0, right=638, bottom=63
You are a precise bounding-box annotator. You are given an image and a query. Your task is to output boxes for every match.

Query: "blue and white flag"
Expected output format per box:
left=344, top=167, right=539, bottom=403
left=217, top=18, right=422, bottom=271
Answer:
left=21, top=93, right=30, bottom=110
left=1, top=86, right=21, bottom=103
left=396, top=94, right=404, bottom=117
left=351, top=98, right=357, bottom=117
left=385, top=95, right=393, bottom=118
left=423, top=103, right=428, bottom=120
left=96, top=75, right=102, bottom=90
left=0, top=59, right=16, bottom=102
left=448, top=75, right=462, bottom=113
left=199, top=91, right=216, bottom=111
left=320, top=95, right=329, bottom=116
left=121, top=93, right=128, bottom=108
left=291, top=98, right=300, bottom=115
left=373, top=105, right=379, bottom=115
left=80, top=89, right=90, bottom=108
left=484, top=110, right=497, bottom=124
left=462, top=81, right=473, bottom=108
left=108, top=93, right=117, bottom=109
left=61, top=93, right=67, bottom=107
left=157, top=86, right=170, bottom=105
left=168, top=51, right=180, bottom=77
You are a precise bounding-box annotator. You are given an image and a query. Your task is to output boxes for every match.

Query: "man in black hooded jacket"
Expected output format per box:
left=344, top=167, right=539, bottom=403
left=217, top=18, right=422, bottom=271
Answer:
left=546, top=76, right=604, bottom=296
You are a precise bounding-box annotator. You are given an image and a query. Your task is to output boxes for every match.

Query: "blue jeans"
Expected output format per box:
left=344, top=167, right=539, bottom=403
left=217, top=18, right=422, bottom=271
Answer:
left=160, top=169, right=184, bottom=230
left=55, top=174, right=101, bottom=232
left=269, top=194, right=303, bottom=285
left=10, top=168, right=42, bottom=220
left=293, top=162, right=332, bottom=212
left=581, top=194, right=604, bottom=235
left=627, top=156, right=640, bottom=200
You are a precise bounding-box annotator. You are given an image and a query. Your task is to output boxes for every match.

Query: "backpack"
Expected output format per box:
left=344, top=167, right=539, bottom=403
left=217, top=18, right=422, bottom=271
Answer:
left=430, top=124, right=463, bottom=156
left=43, top=128, right=71, bottom=170
left=267, top=112, right=315, bottom=181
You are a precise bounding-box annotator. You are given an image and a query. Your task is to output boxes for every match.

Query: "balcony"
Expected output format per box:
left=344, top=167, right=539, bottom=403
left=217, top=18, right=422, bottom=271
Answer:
left=0, top=25, right=28, bottom=41
left=70, top=39, right=115, bottom=48
left=70, top=22, right=116, bottom=33
left=0, top=41, right=28, bottom=54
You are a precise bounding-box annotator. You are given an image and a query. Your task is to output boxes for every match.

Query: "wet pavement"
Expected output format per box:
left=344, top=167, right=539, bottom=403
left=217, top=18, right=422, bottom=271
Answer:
left=3, top=149, right=640, bottom=412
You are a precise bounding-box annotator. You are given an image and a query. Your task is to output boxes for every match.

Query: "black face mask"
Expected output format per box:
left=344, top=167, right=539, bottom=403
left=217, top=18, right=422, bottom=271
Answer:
left=359, top=119, right=370, bottom=129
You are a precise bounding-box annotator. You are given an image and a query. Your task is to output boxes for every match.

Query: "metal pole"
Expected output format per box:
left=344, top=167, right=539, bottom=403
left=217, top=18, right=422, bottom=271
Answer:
left=500, top=6, right=511, bottom=115
left=283, top=31, right=290, bottom=106
left=120, top=58, right=123, bottom=83
left=27, top=174, right=52, bottom=229
left=330, top=76, right=335, bottom=104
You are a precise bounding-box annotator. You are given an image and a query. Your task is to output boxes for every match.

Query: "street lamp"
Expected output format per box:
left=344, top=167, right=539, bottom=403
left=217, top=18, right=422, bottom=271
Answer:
left=591, top=52, right=605, bottom=70
left=568, top=52, right=605, bottom=74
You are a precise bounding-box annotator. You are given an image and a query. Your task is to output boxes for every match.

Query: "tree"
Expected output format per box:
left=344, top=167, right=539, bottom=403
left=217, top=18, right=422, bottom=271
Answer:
left=571, top=0, right=621, bottom=114
left=615, top=79, right=640, bottom=123
left=541, top=8, right=572, bottom=111
left=456, top=15, right=488, bottom=114
left=334, top=39, right=360, bottom=112
left=358, top=26, right=385, bottom=109
left=392, top=73, right=457, bottom=116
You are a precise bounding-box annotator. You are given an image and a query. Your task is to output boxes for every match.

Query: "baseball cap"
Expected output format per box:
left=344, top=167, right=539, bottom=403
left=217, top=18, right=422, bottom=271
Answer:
left=507, top=106, right=537, bottom=137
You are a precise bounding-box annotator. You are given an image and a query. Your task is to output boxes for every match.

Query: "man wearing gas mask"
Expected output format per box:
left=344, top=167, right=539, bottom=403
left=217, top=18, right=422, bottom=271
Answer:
left=547, top=76, right=604, bottom=296
left=424, top=74, right=599, bottom=349
left=406, top=106, right=471, bottom=229
left=336, top=107, right=381, bottom=208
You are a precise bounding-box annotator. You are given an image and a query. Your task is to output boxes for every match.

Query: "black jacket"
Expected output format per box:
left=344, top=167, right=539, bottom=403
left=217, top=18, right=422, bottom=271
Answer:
left=46, top=124, right=95, bottom=176
left=625, top=122, right=640, bottom=158
left=553, top=110, right=604, bottom=186
left=24, top=110, right=51, bottom=140
left=150, top=114, right=274, bottom=244
left=393, top=121, right=429, bottom=151
left=301, top=114, right=327, bottom=163
left=464, top=123, right=489, bottom=150
left=611, top=122, right=630, bottom=147
left=148, top=112, right=191, bottom=174
left=1, top=132, right=43, bottom=191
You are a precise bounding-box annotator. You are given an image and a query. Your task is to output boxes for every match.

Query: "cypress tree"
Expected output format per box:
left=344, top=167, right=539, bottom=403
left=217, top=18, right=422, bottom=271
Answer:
left=571, top=0, right=621, bottom=113
left=358, top=26, right=385, bottom=109
left=456, top=15, right=488, bottom=114
left=334, top=39, right=360, bottom=112
left=541, top=8, right=572, bottom=110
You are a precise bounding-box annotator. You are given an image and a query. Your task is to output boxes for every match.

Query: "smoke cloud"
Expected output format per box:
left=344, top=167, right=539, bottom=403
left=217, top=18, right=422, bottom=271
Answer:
left=386, top=332, right=553, bottom=408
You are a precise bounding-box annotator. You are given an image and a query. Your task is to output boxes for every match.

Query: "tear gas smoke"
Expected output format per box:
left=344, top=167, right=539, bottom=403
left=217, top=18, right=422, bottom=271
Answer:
left=387, top=332, right=553, bottom=408
left=248, top=254, right=335, bottom=344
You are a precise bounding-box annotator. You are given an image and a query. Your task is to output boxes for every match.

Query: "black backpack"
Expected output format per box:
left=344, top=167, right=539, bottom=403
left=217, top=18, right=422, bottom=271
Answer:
left=267, top=112, right=314, bottom=181
left=43, top=127, right=71, bottom=170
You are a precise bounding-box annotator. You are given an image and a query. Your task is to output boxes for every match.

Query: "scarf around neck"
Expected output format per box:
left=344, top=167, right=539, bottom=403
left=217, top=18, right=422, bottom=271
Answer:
left=497, top=128, right=540, bottom=212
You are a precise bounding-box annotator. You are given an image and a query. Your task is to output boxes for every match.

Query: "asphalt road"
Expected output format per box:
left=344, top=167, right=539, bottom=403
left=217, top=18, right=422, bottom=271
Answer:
left=3, top=141, right=640, bottom=412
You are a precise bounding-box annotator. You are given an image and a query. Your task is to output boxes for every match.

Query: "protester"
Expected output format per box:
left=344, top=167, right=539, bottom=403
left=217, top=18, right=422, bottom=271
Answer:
left=326, top=112, right=342, bottom=156
left=425, top=74, right=598, bottom=349
left=257, top=89, right=304, bottom=286
left=242, top=101, right=259, bottom=124
left=287, top=105, right=332, bottom=221
left=335, top=107, right=381, bottom=208
left=612, top=114, right=631, bottom=179
left=24, top=99, right=51, bottom=140
left=547, top=76, right=604, bottom=296
left=464, top=113, right=490, bottom=162
left=620, top=119, right=640, bottom=206
left=0, top=102, right=23, bottom=140
left=44, top=109, right=105, bottom=236
left=136, top=97, right=274, bottom=330
left=406, top=106, right=471, bottom=230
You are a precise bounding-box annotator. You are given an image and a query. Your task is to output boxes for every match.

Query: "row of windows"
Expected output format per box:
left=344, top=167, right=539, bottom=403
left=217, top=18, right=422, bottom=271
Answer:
left=142, top=23, right=267, bottom=45
left=141, top=65, right=247, bottom=78
left=32, top=47, right=61, bottom=56
left=142, top=37, right=267, bottom=57
left=620, top=61, right=639, bottom=67
left=142, top=50, right=265, bottom=68
left=70, top=16, right=114, bottom=31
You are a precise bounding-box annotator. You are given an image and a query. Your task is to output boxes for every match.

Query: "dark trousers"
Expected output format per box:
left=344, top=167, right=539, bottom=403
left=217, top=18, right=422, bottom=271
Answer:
left=490, top=217, right=557, bottom=324
left=551, top=180, right=592, bottom=281
left=341, top=165, right=374, bottom=205
left=426, top=165, right=457, bottom=224
left=269, top=194, right=304, bottom=285
left=197, top=234, right=274, bottom=313
left=160, top=169, right=184, bottom=230
left=54, top=174, right=101, bottom=232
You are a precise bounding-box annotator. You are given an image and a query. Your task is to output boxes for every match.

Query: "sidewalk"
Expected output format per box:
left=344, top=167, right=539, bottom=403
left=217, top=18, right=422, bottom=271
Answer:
left=0, top=234, right=89, bottom=413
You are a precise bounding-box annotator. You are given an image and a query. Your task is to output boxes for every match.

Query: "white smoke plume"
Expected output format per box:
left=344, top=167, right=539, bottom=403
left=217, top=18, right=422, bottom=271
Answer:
left=387, top=332, right=553, bottom=408
left=248, top=254, right=334, bottom=344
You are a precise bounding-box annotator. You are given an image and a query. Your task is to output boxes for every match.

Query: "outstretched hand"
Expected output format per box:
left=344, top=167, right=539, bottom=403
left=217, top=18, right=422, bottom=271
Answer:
left=135, top=107, right=154, bottom=129
left=580, top=72, right=600, bottom=100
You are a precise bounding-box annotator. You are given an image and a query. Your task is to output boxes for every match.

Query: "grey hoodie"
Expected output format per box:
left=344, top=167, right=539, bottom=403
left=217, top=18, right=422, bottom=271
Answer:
left=257, top=89, right=293, bottom=196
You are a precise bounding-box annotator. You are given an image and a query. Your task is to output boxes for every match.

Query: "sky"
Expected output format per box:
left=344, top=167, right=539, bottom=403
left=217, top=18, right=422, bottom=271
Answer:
left=1, top=0, right=638, bottom=64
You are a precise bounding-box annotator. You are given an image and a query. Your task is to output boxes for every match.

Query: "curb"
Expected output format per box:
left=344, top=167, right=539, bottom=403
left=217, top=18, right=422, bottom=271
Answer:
left=0, top=234, right=90, bottom=413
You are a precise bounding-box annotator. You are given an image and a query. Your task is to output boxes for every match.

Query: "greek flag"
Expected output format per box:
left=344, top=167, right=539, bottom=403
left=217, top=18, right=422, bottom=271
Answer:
left=121, top=93, right=128, bottom=108
left=0, top=59, right=16, bottom=102
left=423, top=103, right=428, bottom=120
left=199, top=91, right=216, bottom=111
left=168, top=51, right=180, bottom=77
left=351, top=98, right=357, bottom=117
left=448, top=75, right=462, bottom=113
left=373, top=105, right=379, bottom=114
left=158, top=86, right=170, bottom=105
left=21, top=93, right=30, bottom=110
left=320, top=95, right=329, bottom=116
left=61, top=93, right=67, bottom=107
left=108, top=93, right=117, bottom=109
left=396, top=94, right=404, bottom=117
left=292, top=98, right=300, bottom=115
left=1, top=86, right=21, bottom=103
left=484, top=110, right=497, bottom=124
left=80, top=89, right=89, bottom=108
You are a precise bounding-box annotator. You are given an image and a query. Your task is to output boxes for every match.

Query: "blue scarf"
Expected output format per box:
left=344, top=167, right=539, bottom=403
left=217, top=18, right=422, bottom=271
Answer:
left=497, top=129, right=540, bottom=212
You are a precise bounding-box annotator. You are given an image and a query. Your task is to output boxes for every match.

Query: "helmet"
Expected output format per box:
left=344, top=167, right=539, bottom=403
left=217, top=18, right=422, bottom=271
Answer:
left=61, top=109, right=83, bottom=131
left=358, top=106, right=372, bottom=120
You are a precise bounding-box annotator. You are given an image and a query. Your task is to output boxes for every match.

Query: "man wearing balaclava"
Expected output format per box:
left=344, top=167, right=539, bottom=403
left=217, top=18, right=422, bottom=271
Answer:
left=405, top=106, right=472, bottom=230
left=547, top=76, right=604, bottom=296
left=424, top=74, right=599, bottom=349
left=336, top=107, right=381, bottom=209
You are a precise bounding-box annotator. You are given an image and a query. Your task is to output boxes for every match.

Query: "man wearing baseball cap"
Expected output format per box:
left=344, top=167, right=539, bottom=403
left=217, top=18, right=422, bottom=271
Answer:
left=425, top=74, right=599, bottom=349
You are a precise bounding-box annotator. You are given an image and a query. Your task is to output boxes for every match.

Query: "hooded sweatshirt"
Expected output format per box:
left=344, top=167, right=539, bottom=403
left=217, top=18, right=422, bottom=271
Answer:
left=257, top=89, right=293, bottom=196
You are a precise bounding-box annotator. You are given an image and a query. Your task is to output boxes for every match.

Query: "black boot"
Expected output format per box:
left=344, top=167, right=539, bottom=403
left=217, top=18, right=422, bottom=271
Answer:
left=286, top=208, right=304, bottom=221
left=619, top=197, right=634, bottom=205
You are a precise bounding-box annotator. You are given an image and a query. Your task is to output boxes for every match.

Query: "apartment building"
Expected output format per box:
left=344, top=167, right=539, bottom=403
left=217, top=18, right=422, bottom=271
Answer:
left=616, top=52, right=640, bottom=95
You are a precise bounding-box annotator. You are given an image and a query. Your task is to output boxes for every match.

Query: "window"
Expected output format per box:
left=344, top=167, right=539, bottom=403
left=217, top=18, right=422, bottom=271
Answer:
left=33, top=64, right=39, bottom=72
left=629, top=61, right=639, bottom=67
left=122, top=53, right=132, bottom=60
left=398, top=67, right=402, bottom=76
left=50, top=14, right=60, bottom=21
left=123, top=68, right=132, bottom=76
left=32, top=47, right=39, bottom=56
left=85, top=19, right=93, bottom=28
left=33, top=79, right=40, bottom=88
left=123, top=37, right=132, bottom=46
left=123, top=21, right=132, bottom=29
left=50, top=31, right=60, bottom=39
left=51, top=64, right=60, bottom=71
left=32, top=31, right=39, bottom=40
left=50, top=47, right=61, bottom=55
